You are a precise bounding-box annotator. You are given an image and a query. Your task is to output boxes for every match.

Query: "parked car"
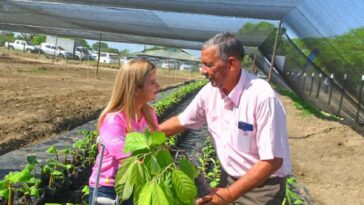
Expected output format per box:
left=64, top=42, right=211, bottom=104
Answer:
left=40, top=43, right=73, bottom=58
left=98, top=53, right=119, bottom=64
left=75, top=46, right=92, bottom=60
left=88, top=50, right=98, bottom=60
left=160, top=61, right=177, bottom=69
left=5, top=40, right=39, bottom=53
left=120, top=56, right=135, bottom=65
left=179, top=63, right=195, bottom=71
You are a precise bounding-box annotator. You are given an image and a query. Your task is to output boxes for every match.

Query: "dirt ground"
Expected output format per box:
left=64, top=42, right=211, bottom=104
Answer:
left=0, top=51, right=363, bottom=204
left=0, top=51, right=196, bottom=155
left=283, top=95, right=364, bottom=205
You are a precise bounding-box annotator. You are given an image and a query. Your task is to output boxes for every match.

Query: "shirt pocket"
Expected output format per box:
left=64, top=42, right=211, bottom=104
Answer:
left=234, top=129, right=255, bottom=153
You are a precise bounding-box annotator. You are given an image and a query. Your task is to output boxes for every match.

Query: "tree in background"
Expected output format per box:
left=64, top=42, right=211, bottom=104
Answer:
left=31, top=34, right=46, bottom=45
left=91, top=42, right=119, bottom=54
left=119, top=48, right=131, bottom=56
left=16, top=33, right=34, bottom=41
left=91, top=42, right=108, bottom=51
left=0, top=32, right=15, bottom=46
left=79, top=39, right=91, bottom=50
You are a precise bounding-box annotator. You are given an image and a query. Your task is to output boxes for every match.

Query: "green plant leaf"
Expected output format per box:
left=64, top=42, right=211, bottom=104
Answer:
left=151, top=183, right=169, bottom=205
left=172, top=169, right=197, bottom=204
left=179, top=158, right=198, bottom=179
left=137, top=181, right=169, bottom=205
left=52, top=170, right=63, bottom=176
left=115, top=156, right=136, bottom=183
left=136, top=163, right=145, bottom=186
left=121, top=181, right=134, bottom=202
left=0, top=189, right=9, bottom=198
left=82, top=185, right=89, bottom=195
left=120, top=161, right=136, bottom=184
left=159, top=180, right=175, bottom=205
left=27, top=156, right=38, bottom=165
left=115, top=157, right=136, bottom=199
left=29, top=186, right=40, bottom=197
left=150, top=131, right=167, bottom=145
left=294, top=198, right=304, bottom=204
left=47, top=146, right=57, bottom=154
left=124, top=132, right=150, bottom=153
left=146, top=155, right=161, bottom=176
left=137, top=182, right=153, bottom=205
left=156, top=150, right=173, bottom=168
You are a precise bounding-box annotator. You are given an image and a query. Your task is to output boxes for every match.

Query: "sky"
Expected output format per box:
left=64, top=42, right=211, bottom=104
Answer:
left=86, top=39, right=201, bottom=58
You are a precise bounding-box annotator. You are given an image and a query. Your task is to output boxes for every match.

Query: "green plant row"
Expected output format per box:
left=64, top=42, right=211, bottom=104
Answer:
left=276, top=87, right=343, bottom=120
left=154, top=80, right=207, bottom=120
left=198, top=137, right=221, bottom=188
left=0, top=130, right=98, bottom=205
left=282, top=176, right=304, bottom=205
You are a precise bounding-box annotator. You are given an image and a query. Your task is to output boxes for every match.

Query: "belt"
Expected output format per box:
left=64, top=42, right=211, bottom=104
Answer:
left=260, top=177, right=286, bottom=187
left=229, top=175, right=286, bottom=187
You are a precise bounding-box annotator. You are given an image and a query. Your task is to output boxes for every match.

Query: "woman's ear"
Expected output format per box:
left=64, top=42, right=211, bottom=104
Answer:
left=135, top=87, right=141, bottom=97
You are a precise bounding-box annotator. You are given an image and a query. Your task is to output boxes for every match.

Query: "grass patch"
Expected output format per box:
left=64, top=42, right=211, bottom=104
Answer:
left=276, top=87, right=343, bottom=121
left=31, top=66, right=49, bottom=73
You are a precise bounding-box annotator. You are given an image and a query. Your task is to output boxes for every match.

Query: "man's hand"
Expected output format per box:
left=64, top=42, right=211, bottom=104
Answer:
left=195, top=187, right=233, bottom=205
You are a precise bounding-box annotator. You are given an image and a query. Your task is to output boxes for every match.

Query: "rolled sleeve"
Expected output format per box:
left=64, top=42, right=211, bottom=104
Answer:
left=100, top=114, right=131, bottom=160
left=178, top=90, right=206, bottom=130
left=256, top=97, right=287, bottom=160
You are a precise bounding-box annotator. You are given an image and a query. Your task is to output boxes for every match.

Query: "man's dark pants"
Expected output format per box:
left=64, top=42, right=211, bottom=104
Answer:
left=220, top=170, right=286, bottom=205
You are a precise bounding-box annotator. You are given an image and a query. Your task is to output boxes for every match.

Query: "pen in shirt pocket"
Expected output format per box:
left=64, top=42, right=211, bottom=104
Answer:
left=238, top=121, right=253, bottom=131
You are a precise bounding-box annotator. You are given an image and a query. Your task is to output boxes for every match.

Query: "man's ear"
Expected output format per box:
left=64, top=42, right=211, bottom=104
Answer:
left=228, top=56, right=240, bottom=70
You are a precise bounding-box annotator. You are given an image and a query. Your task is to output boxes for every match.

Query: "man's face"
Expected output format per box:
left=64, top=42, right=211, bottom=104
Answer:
left=201, top=46, right=229, bottom=89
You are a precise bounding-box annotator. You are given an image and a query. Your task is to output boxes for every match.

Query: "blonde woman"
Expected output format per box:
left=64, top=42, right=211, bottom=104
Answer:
left=89, top=59, right=160, bottom=205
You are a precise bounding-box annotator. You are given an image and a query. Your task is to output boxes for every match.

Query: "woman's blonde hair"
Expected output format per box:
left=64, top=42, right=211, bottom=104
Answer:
left=97, top=59, right=157, bottom=132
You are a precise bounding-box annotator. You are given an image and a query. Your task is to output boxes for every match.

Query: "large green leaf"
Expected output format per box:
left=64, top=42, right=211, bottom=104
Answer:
left=146, top=155, right=161, bottom=176
left=137, top=182, right=153, bottom=205
left=151, top=183, right=169, bottom=205
left=115, top=157, right=136, bottom=182
left=155, top=150, right=173, bottom=168
left=115, top=156, right=136, bottom=198
left=172, top=170, right=197, bottom=204
left=137, top=181, right=170, bottom=205
left=150, top=132, right=167, bottom=145
left=124, top=132, right=149, bottom=153
left=159, top=180, right=175, bottom=205
left=179, top=158, right=198, bottom=179
left=121, top=181, right=134, bottom=201
left=120, top=161, right=136, bottom=184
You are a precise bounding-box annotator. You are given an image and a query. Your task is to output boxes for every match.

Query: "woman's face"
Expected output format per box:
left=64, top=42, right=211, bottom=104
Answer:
left=136, top=69, right=160, bottom=103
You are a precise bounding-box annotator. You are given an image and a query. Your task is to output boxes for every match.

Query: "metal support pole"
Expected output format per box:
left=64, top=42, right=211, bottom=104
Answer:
left=338, top=74, right=347, bottom=115
left=328, top=73, right=334, bottom=105
left=309, top=73, right=315, bottom=96
left=52, top=36, right=58, bottom=64
left=316, top=73, right=322, bottom=99
left=301, top=72, right=307, bottom=94
left=355, top=75, right=364, bottom=122
left=268, top=21, right=282, bottom=83
left=92, top=141, right=105, bottom=205
left=96, top=33, right=102, bottom=79
left=251, top=51, right=257, bottom=75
